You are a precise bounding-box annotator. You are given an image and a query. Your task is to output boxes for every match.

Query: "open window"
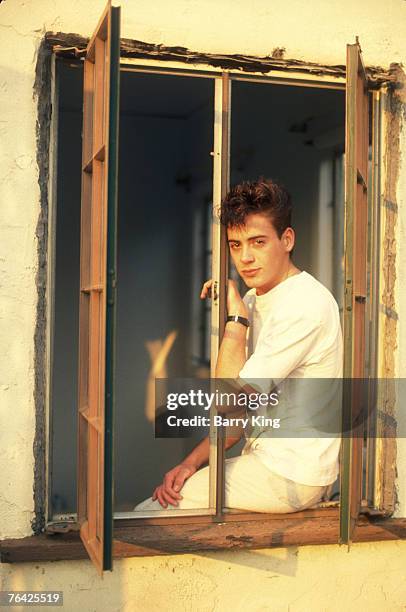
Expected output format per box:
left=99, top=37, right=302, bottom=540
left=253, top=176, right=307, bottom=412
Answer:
left=42, top=2, right=393, bottom=573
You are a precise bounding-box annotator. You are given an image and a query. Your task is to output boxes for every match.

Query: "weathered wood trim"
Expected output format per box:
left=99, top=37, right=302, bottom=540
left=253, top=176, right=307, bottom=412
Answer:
left=375, top=76, right=402, bottom=514
left=33, top=37, right=53, bottom=537
left=2, top=513, right=406, bottom=563
left=340, top=41, right=370, bottom=545
left=116, top=506, right=339, bottom=527
left=45, top=506, right=339, bottom=533
left=373, top=67, right=406, bottom=515
left=44, top=32, right=397, bottom=86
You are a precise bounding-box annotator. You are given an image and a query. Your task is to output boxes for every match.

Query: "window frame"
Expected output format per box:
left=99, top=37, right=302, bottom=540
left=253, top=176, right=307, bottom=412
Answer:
left=339, top=41, right=370, bottom=545
left=38, top=33, right=399, bottom=564
left=365, top=85, right=398, bottom=516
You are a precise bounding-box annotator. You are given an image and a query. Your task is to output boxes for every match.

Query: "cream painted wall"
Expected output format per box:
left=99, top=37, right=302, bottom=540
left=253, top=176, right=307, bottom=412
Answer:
left=1, top=0, right=406, bottom=607
left=1, top=542, right=406, bottom=611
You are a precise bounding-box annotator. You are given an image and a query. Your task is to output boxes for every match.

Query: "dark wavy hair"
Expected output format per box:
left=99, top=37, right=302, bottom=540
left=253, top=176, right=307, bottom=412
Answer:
left=220, top=178, right=292, bottom=238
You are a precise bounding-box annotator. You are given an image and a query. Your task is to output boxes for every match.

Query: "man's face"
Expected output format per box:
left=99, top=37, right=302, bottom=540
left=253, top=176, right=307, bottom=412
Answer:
left=227, top=213, right=294, bottom=295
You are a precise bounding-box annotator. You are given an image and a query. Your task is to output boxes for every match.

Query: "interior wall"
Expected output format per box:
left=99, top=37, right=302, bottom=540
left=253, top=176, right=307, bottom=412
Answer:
left=188, top=99, right=216, bottom=367
left=50, top=63, right=82, bottom=515
left=115, top=72, right=214, bottom=509
left=115, top=112, right=190, bottom=509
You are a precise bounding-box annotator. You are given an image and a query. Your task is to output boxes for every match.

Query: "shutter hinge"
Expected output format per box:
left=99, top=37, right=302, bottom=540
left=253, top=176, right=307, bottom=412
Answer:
left=213, top=280, right=219, bottom=303
left=45, top=521, right=80, bottom=535
left=107, top=268, right=116, bottom=306
left=345, top=280, right=353, bottom=311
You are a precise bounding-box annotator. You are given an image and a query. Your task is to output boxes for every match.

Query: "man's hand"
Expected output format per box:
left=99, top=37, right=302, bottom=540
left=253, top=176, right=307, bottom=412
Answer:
left=152, top=462, right=197, bottom=508
left=200, top=279, right=248, bottom=317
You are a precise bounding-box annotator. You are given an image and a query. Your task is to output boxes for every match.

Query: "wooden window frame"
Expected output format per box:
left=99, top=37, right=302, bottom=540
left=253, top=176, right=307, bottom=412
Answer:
left=14, top=29, right=400, bottom=569
left=2, top=511, right=406, bottom=563
left=365, top=86, right=398, bottom=516
left=339, top=41, right=370, bottom=545
left=110, top=53, right=396, bottom=539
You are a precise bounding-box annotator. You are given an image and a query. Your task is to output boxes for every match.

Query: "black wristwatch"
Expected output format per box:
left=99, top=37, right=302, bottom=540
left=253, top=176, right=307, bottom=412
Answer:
left=226, top=315, right=250, bottom=328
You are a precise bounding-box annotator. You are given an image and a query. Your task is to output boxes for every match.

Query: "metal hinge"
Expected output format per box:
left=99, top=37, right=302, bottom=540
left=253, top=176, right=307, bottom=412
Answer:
left=360, top=504, right=388, bottom=517
left=45, top=521, right=80, bottom=535
left=345, top=279, right=353, bottom=311
left=213, top=280, right=219, bottom=302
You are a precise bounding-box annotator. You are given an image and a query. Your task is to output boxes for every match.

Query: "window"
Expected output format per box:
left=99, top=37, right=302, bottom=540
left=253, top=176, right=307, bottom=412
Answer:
left=38, top=4, right=399, bottom=574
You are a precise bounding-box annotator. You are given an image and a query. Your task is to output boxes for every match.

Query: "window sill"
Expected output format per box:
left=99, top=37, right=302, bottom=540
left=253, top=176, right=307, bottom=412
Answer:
left=1, top=510, right=406, bottom=563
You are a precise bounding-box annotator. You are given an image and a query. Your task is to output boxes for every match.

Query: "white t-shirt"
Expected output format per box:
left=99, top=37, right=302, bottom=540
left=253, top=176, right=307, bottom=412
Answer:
left=239, top=271, right=343, bottom=486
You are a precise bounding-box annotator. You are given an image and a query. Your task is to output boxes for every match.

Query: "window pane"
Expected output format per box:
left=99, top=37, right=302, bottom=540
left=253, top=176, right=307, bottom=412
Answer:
left=115, top=72, right=214, bottom=512
left=230, top=80, right=345, bottom=299
left=228, top=80, right=345, bottom=503
left=51, top=66, right=215, bottom=517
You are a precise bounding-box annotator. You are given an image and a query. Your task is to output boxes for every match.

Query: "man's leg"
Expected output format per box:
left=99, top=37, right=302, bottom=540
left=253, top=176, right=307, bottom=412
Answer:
left=133, top=463, right=210, bottom=513
left=134, top=451, right=328, bottom=514
left=223, top=453, right=328, bottom=512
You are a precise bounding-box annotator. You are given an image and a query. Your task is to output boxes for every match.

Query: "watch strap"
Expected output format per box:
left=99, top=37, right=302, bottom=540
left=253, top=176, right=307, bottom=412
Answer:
left=226, top=315, right=250, bottom=328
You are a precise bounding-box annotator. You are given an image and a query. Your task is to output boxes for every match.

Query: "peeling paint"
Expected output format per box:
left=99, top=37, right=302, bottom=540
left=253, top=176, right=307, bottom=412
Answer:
left=44, top=32, right=397, bottom=86
left=378, top=65, right=406, bottom=514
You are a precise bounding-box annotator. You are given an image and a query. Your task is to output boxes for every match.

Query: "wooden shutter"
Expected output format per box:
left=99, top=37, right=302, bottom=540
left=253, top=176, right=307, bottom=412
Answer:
left=340, top=40, right=369, bottom=545
left=77, top=1, right=120, bottom=574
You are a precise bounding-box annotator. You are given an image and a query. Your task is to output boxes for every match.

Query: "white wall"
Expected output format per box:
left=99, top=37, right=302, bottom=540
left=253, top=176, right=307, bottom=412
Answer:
left=2, top=542, right=406, bottom=611
left=1, top=0, right=406, bottom=607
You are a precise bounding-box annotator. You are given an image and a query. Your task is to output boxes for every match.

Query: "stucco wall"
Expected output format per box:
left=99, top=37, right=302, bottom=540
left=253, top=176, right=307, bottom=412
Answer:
left=2, top=542, right=406, bottom=611
left=1, top=0, right=406, bottom=608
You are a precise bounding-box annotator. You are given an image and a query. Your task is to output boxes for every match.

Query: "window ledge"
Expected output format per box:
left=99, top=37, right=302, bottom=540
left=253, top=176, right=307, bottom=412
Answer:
left=1, top=511, right=406, bottom=563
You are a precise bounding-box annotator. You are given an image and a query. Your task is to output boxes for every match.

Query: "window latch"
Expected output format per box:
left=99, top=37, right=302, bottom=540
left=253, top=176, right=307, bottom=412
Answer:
left=345, top=280, right=353, bottom=311
left=213, top=280, right=219, bottom=303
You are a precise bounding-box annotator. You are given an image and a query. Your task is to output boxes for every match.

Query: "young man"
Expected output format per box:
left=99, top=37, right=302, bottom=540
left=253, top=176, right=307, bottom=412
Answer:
left=135, top=178, right=343, bottom=514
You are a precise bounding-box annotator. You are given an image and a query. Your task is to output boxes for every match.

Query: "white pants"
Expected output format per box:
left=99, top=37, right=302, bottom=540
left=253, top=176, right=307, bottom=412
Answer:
left=134, top=450, right=330, bottom=515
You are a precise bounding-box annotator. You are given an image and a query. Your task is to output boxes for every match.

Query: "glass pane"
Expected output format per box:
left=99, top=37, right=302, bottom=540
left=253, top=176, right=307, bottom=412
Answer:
left=229, top=80, right=346, bottom=504
left=115, top=72, right=214, bottom=512
left=51, top=65, right=215, bottom=518
left=231, top=80, right=345, bottom=299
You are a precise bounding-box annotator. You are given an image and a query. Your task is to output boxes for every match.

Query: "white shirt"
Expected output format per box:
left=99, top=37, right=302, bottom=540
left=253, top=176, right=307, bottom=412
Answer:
left=239, top=271, right=343, bottom=486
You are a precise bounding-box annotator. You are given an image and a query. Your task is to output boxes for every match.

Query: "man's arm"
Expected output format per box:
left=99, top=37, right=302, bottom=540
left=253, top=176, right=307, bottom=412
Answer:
left=152, top=280, right=248, bottom=508
left=152, top=432, right=242, bottom=508
left=201, top=278, right=249, bottom=379
left=215, top=322, right=247, bottom=378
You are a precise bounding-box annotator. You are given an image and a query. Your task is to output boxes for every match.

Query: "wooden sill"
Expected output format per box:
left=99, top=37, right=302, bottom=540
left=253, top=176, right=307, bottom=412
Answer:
left=1, top=510, right=406, bottom=563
